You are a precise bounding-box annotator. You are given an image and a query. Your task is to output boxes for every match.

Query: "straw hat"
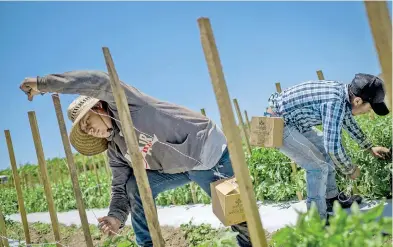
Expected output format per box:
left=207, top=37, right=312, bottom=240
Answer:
left=68, top=96, right=109, bottom=156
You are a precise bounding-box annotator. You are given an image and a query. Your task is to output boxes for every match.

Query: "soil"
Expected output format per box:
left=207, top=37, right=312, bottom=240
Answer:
left=7, top=222, right=191, bottom=247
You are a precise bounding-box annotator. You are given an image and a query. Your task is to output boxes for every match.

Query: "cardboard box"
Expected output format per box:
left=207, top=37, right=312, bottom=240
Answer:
left=249, top=116, right=284, bottom=148
left=211, top=177, right=246, bottom=226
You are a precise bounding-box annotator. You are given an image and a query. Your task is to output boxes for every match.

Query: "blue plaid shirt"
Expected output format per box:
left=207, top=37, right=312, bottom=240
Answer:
left=268, top=80, right=372, bottom=175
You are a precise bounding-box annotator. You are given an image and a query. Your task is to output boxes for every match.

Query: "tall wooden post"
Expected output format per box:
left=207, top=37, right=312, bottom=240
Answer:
left=52, top=161, right=58, bottom=186
left=92, top=157, right=102, bottom=196
left=233, top=98, right=252, bottom=155
left=0, top=207, right=9, bottom=247
left=275, top=82, right=303, bottom=201
left=275, top=82, right=282, bottom=92
left=24, top=173, right=28, bottom=190
left=102, top=152, right=112, bottom=183
left=197, top=17, right=268, bottom=247
left=4, top=131, right=31, bottom=245
left=52, top=94, right=94, bottom=247
left=316, top=70, right=325, bottom=80
left=244, top=110, right=251, bottom=130
left=58, top=160, right=64, bottom=187
left=364, top=1, right=392, bottom=109
left=82, top=157, right=88, bottom=184
left=101, top=153, right=110, bottom=176
left=28, top=111, right=62, bottom=247
left=102, top=47, right=165, bottom=246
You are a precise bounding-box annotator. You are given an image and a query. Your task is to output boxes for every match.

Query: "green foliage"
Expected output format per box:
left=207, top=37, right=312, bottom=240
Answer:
left=339, top=114, right=392, bottom=199
left=247, top=147, right=306, bottom=201
left=270, top=200, right=392, bottom=247
left=0, top=173, right=111, bottom=215
left=0, top=114, right=391, bottom=215
left=180, top=221, right=237, bottom=247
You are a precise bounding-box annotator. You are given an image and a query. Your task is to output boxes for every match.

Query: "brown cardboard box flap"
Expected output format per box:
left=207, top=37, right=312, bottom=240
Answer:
left=215, top=178, right=239, bottom=195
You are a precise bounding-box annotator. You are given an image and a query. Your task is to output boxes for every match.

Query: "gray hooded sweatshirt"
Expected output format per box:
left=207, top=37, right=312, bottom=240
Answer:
left=37, top=70, right=227, bottom=226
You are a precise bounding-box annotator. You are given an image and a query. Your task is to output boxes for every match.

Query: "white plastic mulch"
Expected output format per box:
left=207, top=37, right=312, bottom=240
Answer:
left=7, top=198, right=392, bottom=234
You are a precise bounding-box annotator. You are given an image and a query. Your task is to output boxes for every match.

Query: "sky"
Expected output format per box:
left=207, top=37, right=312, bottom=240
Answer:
left=0, top=1, right=391, bottom=170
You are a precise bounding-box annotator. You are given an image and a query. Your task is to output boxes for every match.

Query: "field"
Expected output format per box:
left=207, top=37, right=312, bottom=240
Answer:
left=0, top=113, right=392, bottom=246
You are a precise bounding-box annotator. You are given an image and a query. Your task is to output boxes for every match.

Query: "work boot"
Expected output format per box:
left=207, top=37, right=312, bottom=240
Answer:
left=231, top=222, right=252, bottom=247
left=326, top=192, right=362, bottom=213
left=325, top=214, right=331, bottom=227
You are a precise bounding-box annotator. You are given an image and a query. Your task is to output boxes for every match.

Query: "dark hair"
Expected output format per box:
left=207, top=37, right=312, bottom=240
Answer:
left=92, top=100, right=108, bottom=110
left=348, top=85, right=368, bottom=104
left=348, top=85, right=356, bottom=101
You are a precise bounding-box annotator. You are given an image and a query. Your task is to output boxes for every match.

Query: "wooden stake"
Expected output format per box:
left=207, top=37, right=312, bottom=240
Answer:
left=233, top=98, right=252, bottom=155
left=316, top=70, right=325, bottom=80
left=244, top=110, right=251, bottom=130
left=197, top=17, right=268, bottom=247
left=0, top=207, right=9, bottom=247
left=82, top=157, right=88, bottom=184
left=275, top=83, right=303, bottom=201
left=275, top=82, right=282, bottom=92
left=24, top=172, right=28, bottom=191
left=92, top=157, right=102, bottom=196
left=51, top=94, right=94, bottom=247
left=58, top=160, right=64, bottom=187
left=37, top=171, right=43, bottom=186
left=102, top=47, right=165, bottom=247
left=102, top=153, right=110, bottom=176
left=103, top=152, right=112, bottom=183
left=28, top=111, right=62, bottom=247
left=364, top=1, right=392, bottom=109
left=4, top=130, right=31, bottom=245
left=52, top=161, right=58, bottom=186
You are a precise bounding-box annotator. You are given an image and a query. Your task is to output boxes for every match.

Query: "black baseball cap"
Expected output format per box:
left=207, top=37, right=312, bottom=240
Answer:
left=350, top=73, right=389, bottom=116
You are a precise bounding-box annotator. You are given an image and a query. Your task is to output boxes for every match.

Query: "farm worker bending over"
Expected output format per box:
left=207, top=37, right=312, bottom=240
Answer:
left=19, top=70, right=252, bottom=247
left=265, top=73, right=391, bottom=224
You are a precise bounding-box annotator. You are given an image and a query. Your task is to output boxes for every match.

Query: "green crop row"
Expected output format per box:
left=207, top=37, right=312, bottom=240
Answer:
left=0, top=114, right=391, bottom=216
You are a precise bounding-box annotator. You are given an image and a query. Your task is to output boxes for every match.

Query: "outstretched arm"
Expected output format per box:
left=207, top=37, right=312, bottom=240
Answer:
left=20, top=70, right=146, bottom=108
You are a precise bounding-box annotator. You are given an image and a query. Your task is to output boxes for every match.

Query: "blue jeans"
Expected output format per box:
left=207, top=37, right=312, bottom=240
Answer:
left=126, top=148, right=251, bottom=247
left=277, top=125, right=339, bottom=219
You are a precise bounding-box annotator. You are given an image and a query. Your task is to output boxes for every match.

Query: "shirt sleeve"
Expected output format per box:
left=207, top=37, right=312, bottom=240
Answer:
left=342, top=110, right=373, bottom=150
left=321, top=100, right=356, bottom=175
left=106, top=143, right=132, bottom=228
left=37, top=70, right=146, bottom=109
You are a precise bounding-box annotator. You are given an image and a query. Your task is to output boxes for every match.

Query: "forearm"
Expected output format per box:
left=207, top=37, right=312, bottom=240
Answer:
left=327, top=144, right=355, bottom=175
left=37, top=70, right=115, bottom=102
left=343, top=113, right=373, bottom=150
left=108, top=188, right=131, bottom=228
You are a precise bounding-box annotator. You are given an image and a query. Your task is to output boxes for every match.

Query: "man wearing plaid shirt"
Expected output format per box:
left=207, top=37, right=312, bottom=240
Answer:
left=266, top=73, right=390, bottom=223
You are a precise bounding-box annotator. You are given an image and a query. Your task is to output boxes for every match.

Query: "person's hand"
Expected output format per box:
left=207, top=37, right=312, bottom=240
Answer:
left=19, top=77, right=40, bottom=101
left=349, top=166, right=360, bottom=180
left=98, top=216, right=121, bottom=236
left=368, top=146, right=390, bottom=160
